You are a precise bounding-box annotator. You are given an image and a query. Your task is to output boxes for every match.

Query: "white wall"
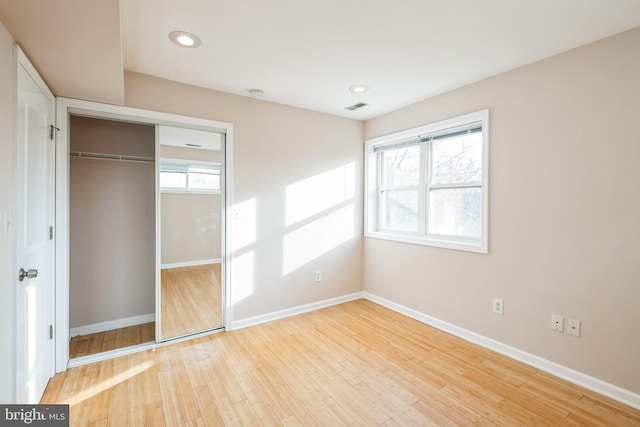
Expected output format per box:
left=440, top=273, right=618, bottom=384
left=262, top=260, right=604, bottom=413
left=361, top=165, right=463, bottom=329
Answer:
left=125, top=72, right=364, bottom=322
left=364, top=27, right=640, bottom=394
left=0, top=20, right=15, bottom=403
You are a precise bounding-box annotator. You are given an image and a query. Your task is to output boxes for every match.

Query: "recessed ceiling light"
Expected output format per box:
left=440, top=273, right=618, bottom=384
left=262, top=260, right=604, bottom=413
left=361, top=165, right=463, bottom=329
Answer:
left=169, top=31, right=201, bottom=48
left=349, top=84, right=369, bottom=94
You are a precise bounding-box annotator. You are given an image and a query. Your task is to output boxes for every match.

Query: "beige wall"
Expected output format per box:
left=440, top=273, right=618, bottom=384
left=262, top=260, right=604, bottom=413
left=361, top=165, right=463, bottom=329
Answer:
left=126, top=71, right=364, bottom=321
left=161, top=193, right=221, bottom=265
left=69, top=117, right=156, bottom=328
left=0, top=20, right=15, bottom=403
left=364, top=27, right=640, bottom=393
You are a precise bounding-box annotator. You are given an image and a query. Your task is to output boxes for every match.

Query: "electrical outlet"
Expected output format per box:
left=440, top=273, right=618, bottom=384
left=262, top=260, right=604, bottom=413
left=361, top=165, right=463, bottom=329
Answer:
left=314, top=271, right=321, bottom=282
left=551, top=314, right=564, bottom=332
left=567, top=319, right=581, bottom=337
left=492, top=298, right=504, bottom=315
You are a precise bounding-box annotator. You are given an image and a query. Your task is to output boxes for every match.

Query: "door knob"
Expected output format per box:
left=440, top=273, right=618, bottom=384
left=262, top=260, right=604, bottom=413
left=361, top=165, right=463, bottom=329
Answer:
left=18, top=268, right=38, bottom=282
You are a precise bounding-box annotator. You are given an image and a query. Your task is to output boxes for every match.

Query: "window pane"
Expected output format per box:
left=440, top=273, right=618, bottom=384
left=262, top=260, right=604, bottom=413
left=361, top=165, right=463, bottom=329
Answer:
left=429, top=188, right=481, bottom=238
left=382, top=146, right=420, bottom=187
left=382, top=189, right=418, bottom=232
left=160, top=171, right=187, bottom=188
left=188, top=172, right=217, bottom=190
left=432, top=133, right=482, bottom=184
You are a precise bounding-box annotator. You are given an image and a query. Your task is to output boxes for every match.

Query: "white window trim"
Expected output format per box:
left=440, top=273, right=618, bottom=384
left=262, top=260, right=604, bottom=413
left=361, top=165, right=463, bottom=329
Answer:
left=159, top=157, right=222, bottom=194
left=364, top=109, right=489, bottom=253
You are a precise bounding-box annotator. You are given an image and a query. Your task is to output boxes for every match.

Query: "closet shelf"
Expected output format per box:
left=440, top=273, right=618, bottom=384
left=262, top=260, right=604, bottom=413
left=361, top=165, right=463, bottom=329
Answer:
left=70, top=151, right=155, bottom=163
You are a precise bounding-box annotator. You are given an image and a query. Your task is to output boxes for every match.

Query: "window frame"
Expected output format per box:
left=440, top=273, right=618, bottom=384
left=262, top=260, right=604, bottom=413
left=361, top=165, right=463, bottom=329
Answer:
left=159, top=157, right=222, bottom=194
left=364, top=109, right=489, bottom=253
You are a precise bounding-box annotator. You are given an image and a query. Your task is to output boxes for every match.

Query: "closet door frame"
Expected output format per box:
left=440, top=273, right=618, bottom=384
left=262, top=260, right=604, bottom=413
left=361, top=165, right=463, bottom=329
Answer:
left=55, top=97, right=234, bottom=372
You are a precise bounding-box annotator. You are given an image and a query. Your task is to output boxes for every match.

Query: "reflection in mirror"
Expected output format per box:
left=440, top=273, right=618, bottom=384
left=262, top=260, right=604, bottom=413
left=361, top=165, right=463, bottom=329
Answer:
left=159, top=126, right=224, bottom=340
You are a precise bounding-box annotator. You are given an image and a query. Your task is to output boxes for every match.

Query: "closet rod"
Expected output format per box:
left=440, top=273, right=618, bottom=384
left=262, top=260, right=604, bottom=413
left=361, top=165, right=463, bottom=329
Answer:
left=70, top=151, right=155, bottom=164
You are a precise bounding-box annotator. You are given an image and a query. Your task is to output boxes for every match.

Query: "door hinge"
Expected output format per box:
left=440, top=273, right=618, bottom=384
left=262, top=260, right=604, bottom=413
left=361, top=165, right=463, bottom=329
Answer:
left=49, top=325, right=53, bottom=340
left=49, top=226, right=53, bottom=240
left=50, top=125, right=59, bottom=140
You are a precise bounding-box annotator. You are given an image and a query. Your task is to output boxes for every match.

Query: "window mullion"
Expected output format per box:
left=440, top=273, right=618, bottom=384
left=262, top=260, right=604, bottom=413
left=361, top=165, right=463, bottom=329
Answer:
left=380, top=185, right=420, bottom=192
left=429, top=182, right=482, bottom=190
left=420, top=140, right=429, bottom=236
left=377, top=152, right=384, bottom=230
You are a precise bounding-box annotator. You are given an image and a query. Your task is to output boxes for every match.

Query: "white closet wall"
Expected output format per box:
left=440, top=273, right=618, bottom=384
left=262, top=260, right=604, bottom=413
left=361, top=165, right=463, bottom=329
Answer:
left=69, top=116, right=155, bottom=331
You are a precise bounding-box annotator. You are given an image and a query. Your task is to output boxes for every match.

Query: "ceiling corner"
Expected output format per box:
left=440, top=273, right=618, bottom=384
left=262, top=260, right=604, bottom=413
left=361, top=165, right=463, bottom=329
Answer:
left=0, top=0, right=125, bottom=105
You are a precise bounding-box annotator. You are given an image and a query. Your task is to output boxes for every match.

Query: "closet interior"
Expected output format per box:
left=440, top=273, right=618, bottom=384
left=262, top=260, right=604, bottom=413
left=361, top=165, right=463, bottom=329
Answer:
left=68, top=116, right=156, bottom=358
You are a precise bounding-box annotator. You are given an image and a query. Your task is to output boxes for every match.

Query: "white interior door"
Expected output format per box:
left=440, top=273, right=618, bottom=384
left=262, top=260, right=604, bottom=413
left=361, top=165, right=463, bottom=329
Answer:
left=15, top=47, right=56, bottom=403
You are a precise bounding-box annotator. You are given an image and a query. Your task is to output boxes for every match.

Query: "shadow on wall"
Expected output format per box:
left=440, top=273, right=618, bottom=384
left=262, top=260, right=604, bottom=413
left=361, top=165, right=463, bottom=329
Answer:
left=231, top=162, right=357, bottom=305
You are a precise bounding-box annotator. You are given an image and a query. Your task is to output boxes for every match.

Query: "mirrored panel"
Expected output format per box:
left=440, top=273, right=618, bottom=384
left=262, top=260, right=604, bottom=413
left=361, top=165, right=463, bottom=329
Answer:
left=158, top=126, right=224, bottom=340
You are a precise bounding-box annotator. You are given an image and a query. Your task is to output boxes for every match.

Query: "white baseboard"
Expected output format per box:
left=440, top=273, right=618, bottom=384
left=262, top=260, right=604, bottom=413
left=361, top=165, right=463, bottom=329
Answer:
left=70, top=313, right=155, bottom=337
left=231, top=292, right=363, bottom=330
left=362, top=292, right=640, bottom=410
left=161, top=258, right=221, bottom=269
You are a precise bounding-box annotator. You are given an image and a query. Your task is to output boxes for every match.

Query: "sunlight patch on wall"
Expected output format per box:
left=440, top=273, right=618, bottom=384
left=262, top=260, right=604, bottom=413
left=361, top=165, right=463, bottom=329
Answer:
left=230, top=197, right=257, bottom=304
left=232, top=198, right=256, bottom=252
left=283, top=162, right=357, bottom=275
left=283, top=204, right=355, bottom=275
left=285, top=163, right=355, bottom=226
left=231, top=250, right=255, bottom=304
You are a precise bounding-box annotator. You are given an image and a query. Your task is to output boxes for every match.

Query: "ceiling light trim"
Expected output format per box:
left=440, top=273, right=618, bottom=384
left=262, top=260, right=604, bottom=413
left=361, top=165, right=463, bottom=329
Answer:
left=169, top=31, right=202, bottom=48
left=349, top=84, right=369, bottom=94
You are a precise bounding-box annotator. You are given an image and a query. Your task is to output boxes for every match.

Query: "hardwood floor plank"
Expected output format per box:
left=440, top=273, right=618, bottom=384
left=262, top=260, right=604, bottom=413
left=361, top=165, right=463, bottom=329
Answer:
left=144, top=400, right=166, bottom=427
left=233, top=399, right=263, bottom=427
left=69, top=322, right=155, bottom=359
left=234, top=372, right=281, bottom=426
left=191, top=385, right=226, bottom=427
left=42, top=299, right=640, bottom=426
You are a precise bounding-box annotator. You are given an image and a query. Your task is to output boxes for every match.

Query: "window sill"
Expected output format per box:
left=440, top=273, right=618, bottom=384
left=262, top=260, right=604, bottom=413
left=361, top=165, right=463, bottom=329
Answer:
left=364, top=230, right=487, bottom=254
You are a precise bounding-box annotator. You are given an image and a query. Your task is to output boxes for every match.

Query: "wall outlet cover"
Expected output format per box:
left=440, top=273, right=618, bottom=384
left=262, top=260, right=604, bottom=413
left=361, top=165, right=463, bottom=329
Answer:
left=551, top=314, right=564, bottom=332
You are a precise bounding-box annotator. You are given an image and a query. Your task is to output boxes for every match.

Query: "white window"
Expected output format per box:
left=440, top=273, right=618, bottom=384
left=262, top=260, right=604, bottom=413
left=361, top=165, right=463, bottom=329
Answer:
left=160, top=158, right=221, bottom=193
left=365, top=109, right=488, bottom=253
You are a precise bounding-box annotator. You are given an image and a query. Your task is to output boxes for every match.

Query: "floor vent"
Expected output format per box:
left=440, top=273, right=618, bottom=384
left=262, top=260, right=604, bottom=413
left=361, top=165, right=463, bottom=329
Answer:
left=344, top=102, right=368, bottom=111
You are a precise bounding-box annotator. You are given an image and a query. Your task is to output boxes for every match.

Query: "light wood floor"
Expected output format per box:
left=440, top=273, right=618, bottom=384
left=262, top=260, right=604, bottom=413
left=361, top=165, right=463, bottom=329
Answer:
left=161, top=264, right=222, bottom=340
left=44, top=299, right=639, bottom=426
left=69, top=322, right=155, bottom=359
left=69, top=264, right=221, bottom=358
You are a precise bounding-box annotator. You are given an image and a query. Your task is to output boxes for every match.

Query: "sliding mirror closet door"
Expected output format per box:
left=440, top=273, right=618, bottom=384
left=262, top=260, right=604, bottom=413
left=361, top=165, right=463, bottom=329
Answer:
left=158, top=126, right=224, bottom=341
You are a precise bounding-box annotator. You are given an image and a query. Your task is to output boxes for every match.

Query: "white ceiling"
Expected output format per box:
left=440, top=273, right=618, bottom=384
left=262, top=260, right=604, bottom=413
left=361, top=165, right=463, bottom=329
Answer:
left=1, top=1, right=639, bottom=121
left=121, top=0, right=640, bottom=120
